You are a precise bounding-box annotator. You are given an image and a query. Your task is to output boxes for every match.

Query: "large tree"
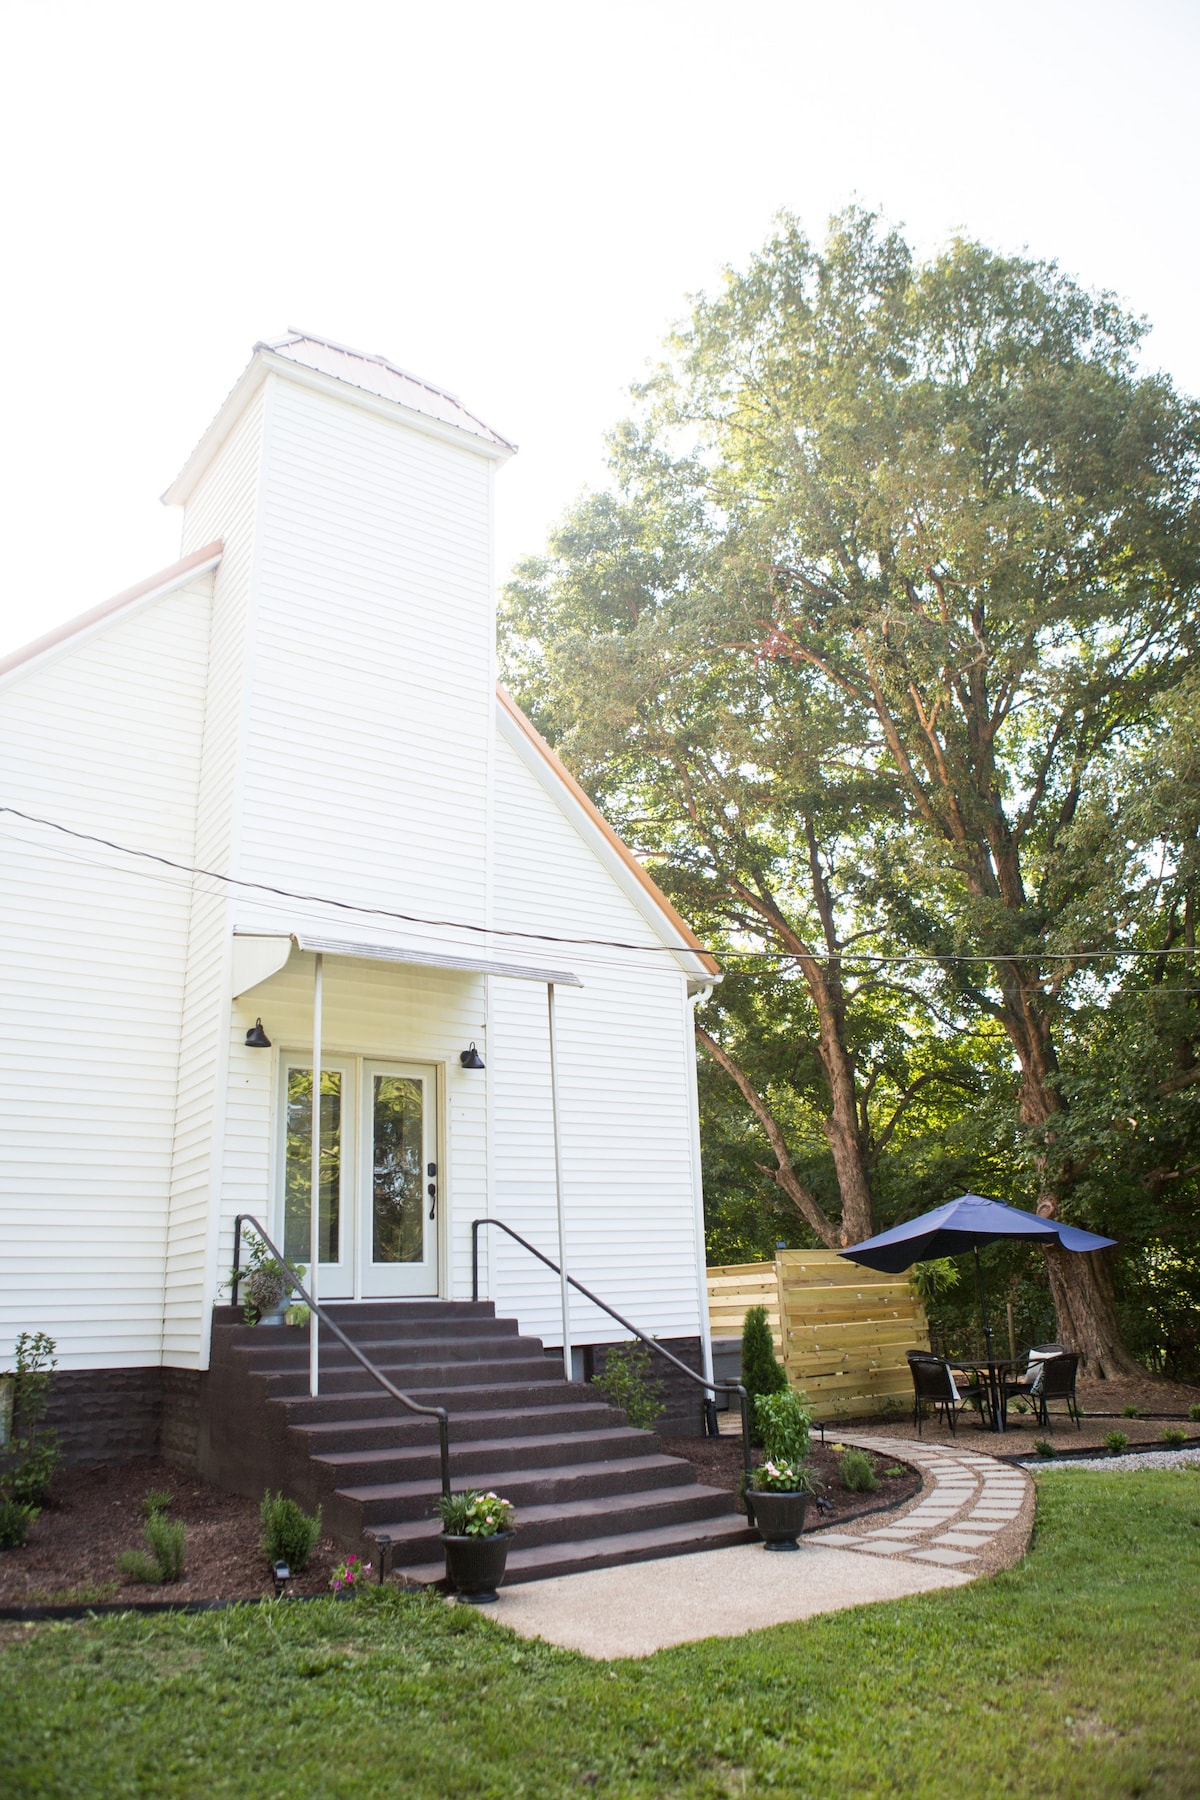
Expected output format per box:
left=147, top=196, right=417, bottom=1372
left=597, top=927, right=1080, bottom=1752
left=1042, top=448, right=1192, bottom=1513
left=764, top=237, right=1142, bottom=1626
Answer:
left=505, top=210, right=1200, bottom=1373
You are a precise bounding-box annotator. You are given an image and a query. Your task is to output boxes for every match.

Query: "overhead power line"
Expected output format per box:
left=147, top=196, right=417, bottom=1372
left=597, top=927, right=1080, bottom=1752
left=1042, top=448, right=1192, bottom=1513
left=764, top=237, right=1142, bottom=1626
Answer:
left=1, top=802, right=1196, bottom=973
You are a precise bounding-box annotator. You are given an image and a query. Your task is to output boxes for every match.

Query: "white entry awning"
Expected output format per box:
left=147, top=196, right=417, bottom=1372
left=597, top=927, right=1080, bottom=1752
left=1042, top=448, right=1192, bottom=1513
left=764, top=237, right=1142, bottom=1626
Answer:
left=231, top=929, right=582, bottom=997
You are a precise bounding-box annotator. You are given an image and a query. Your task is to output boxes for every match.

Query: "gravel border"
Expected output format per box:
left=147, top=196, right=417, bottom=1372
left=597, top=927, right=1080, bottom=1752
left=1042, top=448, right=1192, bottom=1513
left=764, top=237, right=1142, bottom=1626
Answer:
left=1021, top=1447, right=1200, bottom=1473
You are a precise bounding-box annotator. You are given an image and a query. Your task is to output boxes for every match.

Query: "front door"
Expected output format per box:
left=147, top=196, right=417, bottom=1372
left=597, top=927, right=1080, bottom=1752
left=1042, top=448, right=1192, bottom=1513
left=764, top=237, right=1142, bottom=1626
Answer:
left=360, top=1062, right=439, bottom=1298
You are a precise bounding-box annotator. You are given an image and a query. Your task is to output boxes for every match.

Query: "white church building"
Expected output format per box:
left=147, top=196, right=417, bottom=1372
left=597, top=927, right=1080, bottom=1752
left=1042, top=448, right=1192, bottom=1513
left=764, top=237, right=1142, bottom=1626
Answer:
left=0, top=333, right=721, bottom=1468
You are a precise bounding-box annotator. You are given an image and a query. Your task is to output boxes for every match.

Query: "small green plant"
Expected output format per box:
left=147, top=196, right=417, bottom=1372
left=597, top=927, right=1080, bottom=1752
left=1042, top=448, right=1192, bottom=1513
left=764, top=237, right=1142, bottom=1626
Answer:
left=756, top=1388, right=813, bottom=1468
left=435, top=1489, right=516, bottom=1537
left=882, top=1464, right=906, bottom=1479
left=1162, top=1426, right=1187, bottom=1449
left=140, top=1487, right=174, bottom=1520
left=1033, top=1438, right=1055, bottom=1458
left=1122, top=1405, right=1139, bottom=1419
left=749, top=1460, right=817, bottom=1494
left=260, top=1491, right=322, bottom=1570
left=285, top=1304, right=311, bottom=1329
left=117, top=1511, right=187, bottom=1584
left=1011, top=1398, right=1030, bottom=1415
left=1, top=1332, right=61, bottom=1508
left=1189, top=1404, right=1200, bottom=1423
left=837, top=1448, right=878, bottom=1493
left=1103, top=1431, right=1129, bottom=1456
left=878, top=1394, right=904, bottom=1422
left=740, top=1306, right=787, bottom=1443
left=0, top=1497, right=38, bottom=1549
left=591, top=1341, right=665, bottom=1431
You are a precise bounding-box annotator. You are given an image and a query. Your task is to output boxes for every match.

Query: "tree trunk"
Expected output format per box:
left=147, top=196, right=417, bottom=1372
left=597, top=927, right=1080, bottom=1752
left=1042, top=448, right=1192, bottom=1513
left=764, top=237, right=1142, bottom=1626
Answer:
left=1005, top=978, right=1142, bottom=1377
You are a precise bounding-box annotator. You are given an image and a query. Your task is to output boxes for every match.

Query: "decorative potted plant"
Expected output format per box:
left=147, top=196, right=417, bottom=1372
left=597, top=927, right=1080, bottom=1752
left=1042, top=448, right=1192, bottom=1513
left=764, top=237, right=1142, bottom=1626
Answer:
left=434, top=1488, right=516, bottom=1603
left=230, top=1243, right=305, bottom=1325
left=748, top=1460, right=818, bottom=1551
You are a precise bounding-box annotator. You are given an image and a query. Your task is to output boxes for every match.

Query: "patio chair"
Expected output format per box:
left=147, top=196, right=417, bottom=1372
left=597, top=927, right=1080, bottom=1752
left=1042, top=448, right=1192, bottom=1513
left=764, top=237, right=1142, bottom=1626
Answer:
left=1001, top=1344, right=1071, bottom=1427
left=1031, top=1351, right=1081, bottom=1431
left=906, top=1351, right=990, bottom=1435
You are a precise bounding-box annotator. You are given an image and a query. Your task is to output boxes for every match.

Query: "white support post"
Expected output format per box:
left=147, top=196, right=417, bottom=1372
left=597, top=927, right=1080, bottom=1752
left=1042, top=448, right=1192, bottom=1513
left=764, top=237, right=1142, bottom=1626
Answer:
left=309, top=953, right=323, bottom=1399
left=547, top=982, right=572, bottom=1379
left=686, top=987, right=717, bottom=1406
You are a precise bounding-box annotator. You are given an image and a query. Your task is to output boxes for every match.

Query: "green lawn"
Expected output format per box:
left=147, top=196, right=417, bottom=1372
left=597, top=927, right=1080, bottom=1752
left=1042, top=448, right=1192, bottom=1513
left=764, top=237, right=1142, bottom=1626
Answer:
left=2, top=1470, right=1198, bottom=1799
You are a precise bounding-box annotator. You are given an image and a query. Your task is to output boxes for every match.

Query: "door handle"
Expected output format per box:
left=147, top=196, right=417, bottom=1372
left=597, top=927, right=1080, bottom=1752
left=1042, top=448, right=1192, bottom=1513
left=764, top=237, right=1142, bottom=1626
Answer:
left=427, top=1181, right=437, bottom=1220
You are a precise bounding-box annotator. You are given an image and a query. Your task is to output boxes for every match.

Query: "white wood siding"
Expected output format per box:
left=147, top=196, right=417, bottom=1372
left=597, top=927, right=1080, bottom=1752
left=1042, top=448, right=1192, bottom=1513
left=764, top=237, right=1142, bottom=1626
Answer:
left=0, top=578, right=213, bottom=1368
left=231, top=378, right=495, bottom=942
left=487, top=727, right=703, bottom=1347
left=165, top=388, right=267, bottom=1366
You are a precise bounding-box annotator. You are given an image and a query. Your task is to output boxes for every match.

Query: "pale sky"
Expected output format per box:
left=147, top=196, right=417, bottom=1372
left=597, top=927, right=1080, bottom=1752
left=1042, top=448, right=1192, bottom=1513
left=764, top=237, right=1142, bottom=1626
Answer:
left=0, top=0, right=1195, bottom=657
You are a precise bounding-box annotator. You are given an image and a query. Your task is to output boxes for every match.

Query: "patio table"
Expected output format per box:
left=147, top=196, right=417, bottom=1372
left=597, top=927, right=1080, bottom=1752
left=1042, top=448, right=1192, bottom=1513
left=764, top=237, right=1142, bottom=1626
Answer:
left=947, top=1355, right=1023, bottom=1433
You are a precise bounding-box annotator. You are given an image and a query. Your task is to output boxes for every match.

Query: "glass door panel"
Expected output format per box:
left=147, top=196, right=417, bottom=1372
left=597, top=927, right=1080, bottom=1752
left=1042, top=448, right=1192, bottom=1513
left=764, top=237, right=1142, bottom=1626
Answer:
left=361, top=1063, right=437, bottom=1296
left=281, top=1061, right=353, bottom=1298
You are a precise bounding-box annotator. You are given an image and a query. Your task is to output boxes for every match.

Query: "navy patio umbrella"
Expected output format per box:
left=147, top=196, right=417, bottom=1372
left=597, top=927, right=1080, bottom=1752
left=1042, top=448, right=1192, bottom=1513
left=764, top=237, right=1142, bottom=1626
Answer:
left=839, top=1193, right=1116, bottom=1359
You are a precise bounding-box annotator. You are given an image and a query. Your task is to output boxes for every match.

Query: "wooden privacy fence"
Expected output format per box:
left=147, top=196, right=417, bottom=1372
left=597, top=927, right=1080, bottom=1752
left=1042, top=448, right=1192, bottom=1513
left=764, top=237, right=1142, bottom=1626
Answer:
left=707, top=1250, right=931, bottom=1422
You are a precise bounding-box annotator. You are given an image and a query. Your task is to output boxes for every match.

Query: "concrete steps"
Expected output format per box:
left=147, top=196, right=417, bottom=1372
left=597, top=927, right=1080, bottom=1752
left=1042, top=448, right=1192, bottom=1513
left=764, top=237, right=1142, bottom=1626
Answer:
left=198, top=1301, right=753, bottom=1583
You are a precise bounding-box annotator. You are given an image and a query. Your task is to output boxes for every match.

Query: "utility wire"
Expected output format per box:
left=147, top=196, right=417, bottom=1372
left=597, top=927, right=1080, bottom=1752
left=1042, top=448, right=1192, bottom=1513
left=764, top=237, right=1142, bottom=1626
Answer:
left=1, top=801, right=1197, bottom=972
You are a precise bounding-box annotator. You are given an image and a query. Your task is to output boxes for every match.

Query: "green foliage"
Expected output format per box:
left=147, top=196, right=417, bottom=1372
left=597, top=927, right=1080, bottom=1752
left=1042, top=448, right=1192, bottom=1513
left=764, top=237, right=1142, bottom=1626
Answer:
left=1190, top=1404, right=1200, bottom=1422
left=1, top=1332, right=61, bottom=1509
left=1122, top=1406, right=1140, bottom=1419
left=590, top=1340, right=665, bottom=1431
left=908, top=1260, right=960, bottom=1306
left=230, top=1242, right=306, bottom=1325
left=117, top=1512, right=187, bottom=1585
left=837, top=1448, right=879, bottom=1493
left=740, top=1307, right=787, bottom=1443
left=434, top=1490, right=516, bottom=1538
left=1103, top=1431, right=1130, bottom=1455
left=0, top=1497, right=38, bottom=1549
left=1033, top=1439, right=1056, bottom=1458
left=755, top=1387, right=813, bottom=1467
left=140, top=1487, right=173, bottom=1519
left=259, top=1492, right=322, bottom=1571
left=2, top=1476, right=1200, bottom=1797
left=1162, top=1426, right=1187, bottom=1448
left=749, top=1459, right=816, bottom=1494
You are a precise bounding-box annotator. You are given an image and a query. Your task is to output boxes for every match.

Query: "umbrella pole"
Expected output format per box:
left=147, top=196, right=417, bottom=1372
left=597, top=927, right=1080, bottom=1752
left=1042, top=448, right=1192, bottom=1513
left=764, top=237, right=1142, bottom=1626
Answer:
left=973, top=1245, right=1000, bottom=1430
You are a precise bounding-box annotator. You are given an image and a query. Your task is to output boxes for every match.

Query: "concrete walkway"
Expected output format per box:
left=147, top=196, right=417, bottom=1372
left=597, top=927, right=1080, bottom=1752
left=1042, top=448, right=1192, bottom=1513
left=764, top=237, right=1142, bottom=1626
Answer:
left=479, top=1434, right=1033, bottom=1659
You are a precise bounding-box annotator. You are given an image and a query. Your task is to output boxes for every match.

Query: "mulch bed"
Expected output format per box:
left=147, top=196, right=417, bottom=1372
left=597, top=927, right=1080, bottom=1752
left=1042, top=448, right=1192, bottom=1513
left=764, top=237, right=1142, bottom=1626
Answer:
left=0, top=1460, right=340, bottom=1609
left=2, top=1437, right=923, bottom=1609
left=660, top=1436, right=921, bottom=1528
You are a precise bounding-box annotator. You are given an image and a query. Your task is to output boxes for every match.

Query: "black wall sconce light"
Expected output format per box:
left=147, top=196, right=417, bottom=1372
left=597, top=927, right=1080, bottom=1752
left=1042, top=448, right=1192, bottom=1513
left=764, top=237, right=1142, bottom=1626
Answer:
left=459, top=1042, right=485, bottom=1070
left=245, top=1018, right=272, bottom=1048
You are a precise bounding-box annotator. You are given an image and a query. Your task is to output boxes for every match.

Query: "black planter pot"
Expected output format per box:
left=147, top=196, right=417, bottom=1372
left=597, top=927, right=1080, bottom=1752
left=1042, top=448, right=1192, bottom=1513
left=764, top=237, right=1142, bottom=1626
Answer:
left=441, top=1531, right=513, bottom=1603
left=750, top=1490, right=810, bottom=1550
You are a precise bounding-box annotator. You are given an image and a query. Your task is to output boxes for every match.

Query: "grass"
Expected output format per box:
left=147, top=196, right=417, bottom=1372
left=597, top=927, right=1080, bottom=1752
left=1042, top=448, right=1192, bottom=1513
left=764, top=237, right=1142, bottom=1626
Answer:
left=1, top=1470, right=1198, bottom=1798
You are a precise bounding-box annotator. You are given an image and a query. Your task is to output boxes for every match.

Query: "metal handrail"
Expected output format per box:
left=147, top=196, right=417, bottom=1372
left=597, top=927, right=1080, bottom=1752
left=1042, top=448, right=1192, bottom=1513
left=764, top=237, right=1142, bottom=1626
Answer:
left=471, top=1216, right=754, bottom=1493
left=230, top=1214, right=451, bottom=1500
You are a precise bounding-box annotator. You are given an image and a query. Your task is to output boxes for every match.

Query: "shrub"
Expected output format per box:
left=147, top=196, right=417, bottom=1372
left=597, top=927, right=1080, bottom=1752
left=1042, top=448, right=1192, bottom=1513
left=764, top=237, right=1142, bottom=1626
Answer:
left=741, top=1306, right=787, bottom=1443
left=117, top=1512, right=187, bottom=1584
left=756, top=1388, right=813, bottom=1468
left=140, top=1487, right=173, bottom=1520
left=837, top=1448, right=878, bottom=1493
left=260, top=1491, right=322, bottom=1570
left=1189, top=1404, right=1200, bottom=1423
left=591, top=1341, right=665, bottom=1431
left=435, top=1489, right=516, bottom=1537
left=1162, top=1426, right=1187, bottom=1449
left=1033, top=1439, right=1055, bottom=1458
left=0, top=1498, right=38, bottom=1549
left=1122, top=1405, right=1139, bottom=1419
left=1, top=1332, right=61, bottom=1508
left=1103, top=1431, right=1129, bottom=1456
left=878, top=1394, right=905, bottom=1422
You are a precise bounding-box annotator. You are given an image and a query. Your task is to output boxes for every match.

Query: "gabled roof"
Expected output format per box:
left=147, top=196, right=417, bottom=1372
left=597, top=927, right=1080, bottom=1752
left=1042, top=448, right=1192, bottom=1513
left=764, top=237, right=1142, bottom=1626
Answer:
left=496, top=685, right=720, bottom=979
left=0, top=542, right=223, bottom=689
left=164, top=331, right=515, bottom=506
left=263, top=332, right=516, bottom=452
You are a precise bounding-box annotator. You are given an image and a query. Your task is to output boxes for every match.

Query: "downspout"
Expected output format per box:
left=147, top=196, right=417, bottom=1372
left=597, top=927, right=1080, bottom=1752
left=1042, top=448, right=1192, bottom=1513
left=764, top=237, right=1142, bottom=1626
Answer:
left=686, top=979, right=718, bottom=1434
left=547, top=981, right=572, bottom=1378
left=309, top=953, right=323, bottom=1398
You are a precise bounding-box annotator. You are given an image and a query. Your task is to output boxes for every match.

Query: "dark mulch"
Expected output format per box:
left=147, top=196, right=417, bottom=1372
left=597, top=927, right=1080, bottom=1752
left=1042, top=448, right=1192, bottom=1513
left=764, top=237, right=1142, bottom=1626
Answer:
left=0, top=1460, right=341, bottom=1608
left=660, top=1435, right=921, bottom=1528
